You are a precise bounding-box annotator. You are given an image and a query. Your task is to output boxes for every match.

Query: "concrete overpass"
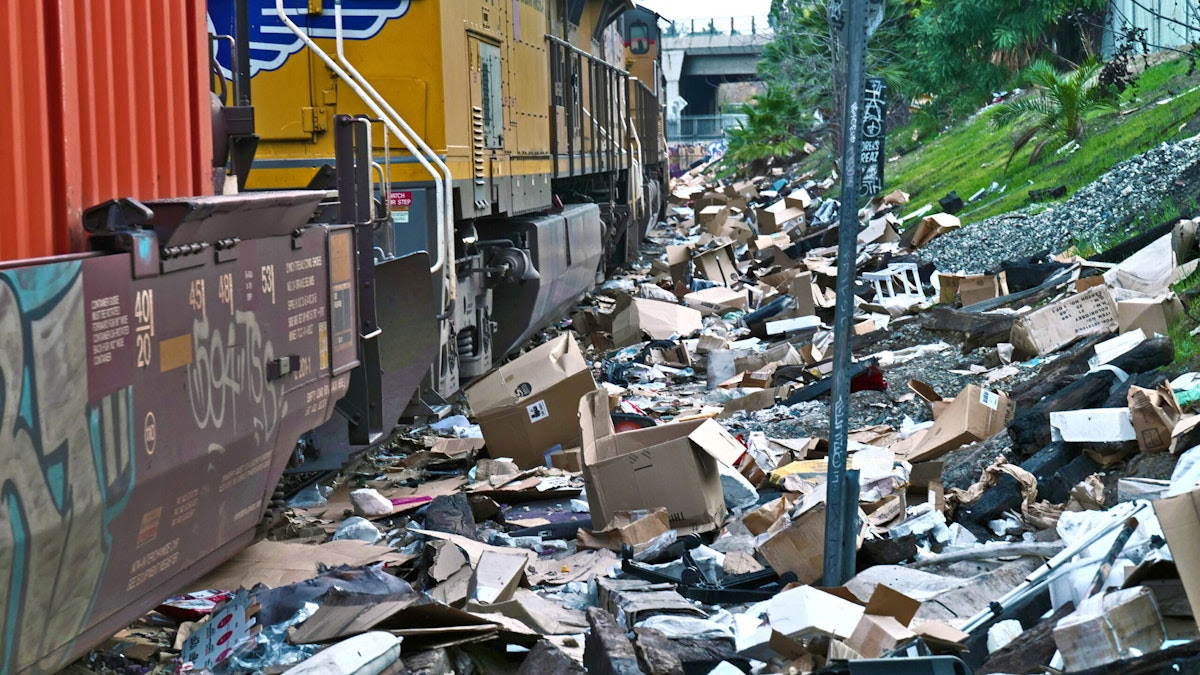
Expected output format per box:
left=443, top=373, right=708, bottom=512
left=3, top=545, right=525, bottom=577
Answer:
left=661, top=18, right=771, bottom=142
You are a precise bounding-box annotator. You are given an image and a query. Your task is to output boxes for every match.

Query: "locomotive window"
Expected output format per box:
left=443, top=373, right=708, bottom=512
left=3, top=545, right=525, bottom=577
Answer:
left=629, top=22, right=650, bottom=55
left=480, top=43, right=503, bottom=148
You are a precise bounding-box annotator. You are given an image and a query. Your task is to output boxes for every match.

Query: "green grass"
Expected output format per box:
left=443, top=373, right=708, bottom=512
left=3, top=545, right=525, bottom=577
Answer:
left=1170, top=260, right=1200, bottom=368
left=884, top=55, right=1200, bottom=225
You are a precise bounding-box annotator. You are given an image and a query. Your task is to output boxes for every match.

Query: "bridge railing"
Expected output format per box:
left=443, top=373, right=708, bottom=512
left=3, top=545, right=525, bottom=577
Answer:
left=668, top=114, right=749, bottom=143
left=663, top=16, right=773, bottom=37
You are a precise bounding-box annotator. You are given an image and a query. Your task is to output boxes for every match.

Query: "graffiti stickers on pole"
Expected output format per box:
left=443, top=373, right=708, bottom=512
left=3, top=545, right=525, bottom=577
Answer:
left=859, top=77, right=887, bottom=198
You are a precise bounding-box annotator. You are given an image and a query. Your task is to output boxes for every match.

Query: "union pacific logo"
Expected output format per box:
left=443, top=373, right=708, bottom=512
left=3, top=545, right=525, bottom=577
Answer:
left=208, top=0, right=411, bottom=78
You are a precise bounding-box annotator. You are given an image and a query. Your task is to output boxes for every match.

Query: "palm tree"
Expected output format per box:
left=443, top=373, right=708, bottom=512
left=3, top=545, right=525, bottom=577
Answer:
left=991, top=58, right=1117, bottom=167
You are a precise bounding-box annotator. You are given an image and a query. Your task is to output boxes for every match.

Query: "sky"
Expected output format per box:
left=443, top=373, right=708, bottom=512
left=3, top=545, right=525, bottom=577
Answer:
left=636, top=0, right=772, bottom=22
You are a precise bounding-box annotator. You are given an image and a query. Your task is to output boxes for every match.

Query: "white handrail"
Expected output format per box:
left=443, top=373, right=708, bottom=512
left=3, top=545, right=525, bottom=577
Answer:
left=274, top=0, right=447, bottom=277
left=333, top=0, right=455, bottom=292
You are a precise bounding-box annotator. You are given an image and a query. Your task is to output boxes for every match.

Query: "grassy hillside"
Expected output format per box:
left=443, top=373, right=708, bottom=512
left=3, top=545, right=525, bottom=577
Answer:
left=884, top=54, right=1200, bottom=226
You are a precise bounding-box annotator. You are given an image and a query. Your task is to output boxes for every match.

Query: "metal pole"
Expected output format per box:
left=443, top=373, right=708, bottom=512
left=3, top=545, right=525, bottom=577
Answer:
left=822, top=0, right=869, bottom=588
left=234, top=0, right=252, bottom=106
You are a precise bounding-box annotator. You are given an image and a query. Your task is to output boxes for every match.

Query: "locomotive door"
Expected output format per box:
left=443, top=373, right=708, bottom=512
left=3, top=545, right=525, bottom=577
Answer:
left=467, top=37, right=503, bottom=209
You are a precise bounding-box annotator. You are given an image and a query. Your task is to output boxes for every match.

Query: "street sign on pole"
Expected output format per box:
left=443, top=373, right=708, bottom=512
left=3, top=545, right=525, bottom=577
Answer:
left=860, top=77, right=887, bottom=198
left=822, top=0, right=869, bottom=588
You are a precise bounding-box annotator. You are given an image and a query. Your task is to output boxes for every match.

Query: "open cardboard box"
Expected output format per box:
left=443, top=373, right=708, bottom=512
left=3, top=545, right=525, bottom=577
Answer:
left=579, top=390, right=744, bottom=532
left=464, top=335, right=599, bottom=470
left=908, top=384, right=1014, bottom=463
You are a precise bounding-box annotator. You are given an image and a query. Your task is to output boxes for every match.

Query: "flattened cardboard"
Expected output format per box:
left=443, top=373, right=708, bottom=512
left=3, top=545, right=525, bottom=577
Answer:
left=1104, top=234, right=1175, bottom=294
left=1010, top=285, right=1119, bottom=357
left=790, top=272, right=818, bottom=317
left=579, top=391, right=742, bottom=532
left=576, top=508, right=670, bottom=554
left=1118, top=294, right=1184, bottom=337
left=189, top=541, right=416, bottom=592
left=908, top=385, right=1014, bottom=462
left=611, top=297, right=704, bottom=347
left=469, top=550, right=528, bottom=604
left=464, top=334, right=598, bottom=469
left=683, top=286, right=749, bottom=315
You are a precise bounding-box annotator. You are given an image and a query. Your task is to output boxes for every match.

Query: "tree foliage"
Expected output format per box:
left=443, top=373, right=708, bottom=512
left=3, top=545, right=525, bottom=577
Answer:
left=991, top=58, right=1117, bottom=166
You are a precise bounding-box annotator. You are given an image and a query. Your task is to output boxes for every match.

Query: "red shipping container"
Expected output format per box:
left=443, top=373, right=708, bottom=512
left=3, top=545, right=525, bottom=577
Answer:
left=0, top=0, right=213, bottom=262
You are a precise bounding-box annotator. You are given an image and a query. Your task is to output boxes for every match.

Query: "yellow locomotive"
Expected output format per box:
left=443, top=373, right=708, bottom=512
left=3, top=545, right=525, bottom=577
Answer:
left=207, top=0, right=666, bottom=463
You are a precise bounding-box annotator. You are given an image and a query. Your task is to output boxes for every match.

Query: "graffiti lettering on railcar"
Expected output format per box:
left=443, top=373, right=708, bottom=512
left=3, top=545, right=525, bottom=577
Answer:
left=0, top=262, right=136, bottom=675
left=186, top=310, right=288, bottom=447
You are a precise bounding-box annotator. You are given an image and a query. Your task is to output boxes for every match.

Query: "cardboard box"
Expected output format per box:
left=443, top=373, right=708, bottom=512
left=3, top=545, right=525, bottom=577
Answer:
left=910, top=213, right=961, bottom=248
left=579, top=391, right=744, bottom=532
left=683, top=286, right=749, bottom=316
left=784, top=188, right=812, bottom=210
left=692, top=243, right=741, bottom=287
left=846, top=585, right=920, bottom=658
left=756, top=202, right=806, bottom=234
left=758, top=491, right=828, bottom=584
left=908, top=385, right=1014, bottom=462
left=1010, top=285, right=1119, bottom=357
left=1054, top=587, right=1166, bottom=670
left=1128, top=382, right=1183, bottom=454
left=611, top=297, right=704, bottom=347
left=1154, top=488, right=1200, bottom=630
left=464, top=335, right=599, bottom=470
left=957, top=272, right=1009, bottom=307
left=1118, top=293, right=1183, bottom=337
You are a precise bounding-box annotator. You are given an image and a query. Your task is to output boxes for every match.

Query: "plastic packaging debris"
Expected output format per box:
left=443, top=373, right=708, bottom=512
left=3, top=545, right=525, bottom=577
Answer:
left=634, top=615, right=735, bottom=640
left=224, top=603, right=321, bottom=673
left=488, top=532, right=570, bottom=555
left=333, top=517, right=382, bottom=544
left=1167, top=444, right=1200, bottom=496
left=350, top=488, right=395, bottom=517
left=718, top=461, right=759, bottom=512
left=987, top=619, right=1023, bottom=653
left=281, top=633, right=402, bottom=675
left=288, top=483, right=329, bottom=509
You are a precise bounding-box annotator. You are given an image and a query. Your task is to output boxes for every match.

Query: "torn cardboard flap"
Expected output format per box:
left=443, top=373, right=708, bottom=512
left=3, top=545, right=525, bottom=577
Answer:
left=577, top=508, right=670, bottom=554
left=470, top=550, right=528, bottom=605
left=692, top=243, right=742, bottom=287
left=911, top=213, right=961, bottom=248
left=1010, top=285, right=1119, bottom=357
